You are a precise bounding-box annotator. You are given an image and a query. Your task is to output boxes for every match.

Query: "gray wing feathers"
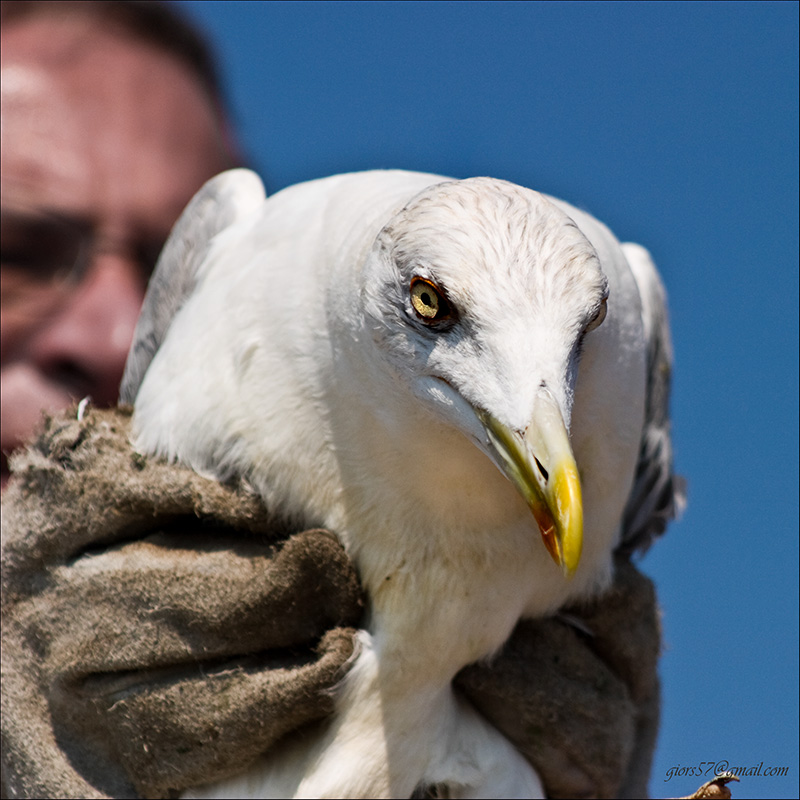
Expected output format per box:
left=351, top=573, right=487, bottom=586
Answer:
left=120, top=169, right=265, bottom=404
left=618, top=242, right=686, bottom=556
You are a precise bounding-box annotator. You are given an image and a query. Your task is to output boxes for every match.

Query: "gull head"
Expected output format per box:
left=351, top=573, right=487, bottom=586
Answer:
left=358, top=178, right=609, bottom=576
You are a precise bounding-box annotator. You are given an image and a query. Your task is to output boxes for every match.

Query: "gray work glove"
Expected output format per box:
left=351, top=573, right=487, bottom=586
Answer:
left=2, top=406, right=660, bottom=799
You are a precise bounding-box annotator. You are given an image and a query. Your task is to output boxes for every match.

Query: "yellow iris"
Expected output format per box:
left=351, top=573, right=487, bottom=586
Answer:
left=410, top=278, right=450, bottom=321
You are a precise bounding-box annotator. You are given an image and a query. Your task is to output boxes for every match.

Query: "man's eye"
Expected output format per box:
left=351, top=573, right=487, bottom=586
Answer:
left=0, top=213, right=86, bottom=283
left=136, top=238, right=167, bottom=280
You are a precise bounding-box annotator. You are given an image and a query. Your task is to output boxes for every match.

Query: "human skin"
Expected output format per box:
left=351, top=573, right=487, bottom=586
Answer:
left=1, top=13, right=235, bottom=489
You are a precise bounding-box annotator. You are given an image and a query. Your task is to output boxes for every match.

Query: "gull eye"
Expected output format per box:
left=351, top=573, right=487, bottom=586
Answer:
left=410, top=277, right=453, bottom=323
left=585, top=296, right=607, bottom=333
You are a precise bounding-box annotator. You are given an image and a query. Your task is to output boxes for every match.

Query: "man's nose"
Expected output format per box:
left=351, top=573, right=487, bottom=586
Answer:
left=28, top=253, right=145, bottom=405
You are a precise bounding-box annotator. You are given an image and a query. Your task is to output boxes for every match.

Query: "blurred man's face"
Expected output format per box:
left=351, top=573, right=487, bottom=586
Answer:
left=1, top=14, right=234, bottom=488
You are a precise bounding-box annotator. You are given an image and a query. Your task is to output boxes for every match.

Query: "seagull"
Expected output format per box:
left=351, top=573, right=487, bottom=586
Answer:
left=120, top=168, right=680, bottom=799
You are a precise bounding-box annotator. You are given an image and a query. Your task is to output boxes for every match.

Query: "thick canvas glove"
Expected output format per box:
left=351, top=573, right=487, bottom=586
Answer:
left=1, top=407, right=364, bottom=798
left=456, top=558, right=661, bottom=799
left=2, top=406, right=660, bottom=799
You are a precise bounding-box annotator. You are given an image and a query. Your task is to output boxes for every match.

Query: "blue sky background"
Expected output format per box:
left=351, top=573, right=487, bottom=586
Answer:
left=178, top=2, right=799, bottom=797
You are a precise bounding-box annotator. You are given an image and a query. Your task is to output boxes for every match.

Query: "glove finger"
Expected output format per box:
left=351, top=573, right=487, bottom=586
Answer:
left=31, top=527, right=363, bottom=675
left=2, top=407, right=282, bottom=582
left=54, top=628, right=358, bottom=799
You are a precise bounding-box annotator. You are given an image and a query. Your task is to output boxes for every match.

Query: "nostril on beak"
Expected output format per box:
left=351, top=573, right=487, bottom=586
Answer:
left=534, top=456, right=549, bottom=483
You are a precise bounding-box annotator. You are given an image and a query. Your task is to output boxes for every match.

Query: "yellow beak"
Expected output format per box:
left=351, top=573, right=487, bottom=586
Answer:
left=477, top=392, right=583, bottom=577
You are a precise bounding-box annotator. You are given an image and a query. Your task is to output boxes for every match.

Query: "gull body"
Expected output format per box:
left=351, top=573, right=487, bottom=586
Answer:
left=122, top=169, right=678, bottom=798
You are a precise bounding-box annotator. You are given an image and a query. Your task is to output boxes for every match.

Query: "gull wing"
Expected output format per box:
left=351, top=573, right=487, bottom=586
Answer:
left=618, top=242, right=686, bottom=556
left=119, top=168, right=265, bottom=404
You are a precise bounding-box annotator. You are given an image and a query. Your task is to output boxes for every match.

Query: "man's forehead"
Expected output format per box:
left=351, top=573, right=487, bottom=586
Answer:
left=1, top=14, right=214, bottom=127
left=1, top=14, right=231, bottom=230
left=1, top=58, right=88, bottom=208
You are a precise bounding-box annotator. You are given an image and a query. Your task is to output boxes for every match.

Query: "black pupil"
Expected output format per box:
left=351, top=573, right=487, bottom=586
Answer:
left=421, top=291, right=433, bottom=306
